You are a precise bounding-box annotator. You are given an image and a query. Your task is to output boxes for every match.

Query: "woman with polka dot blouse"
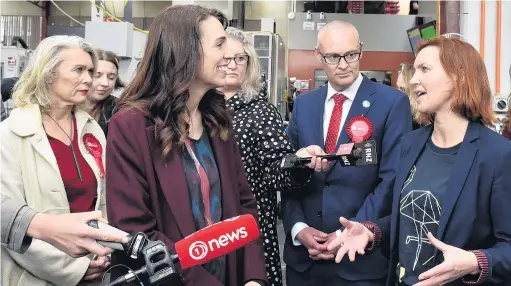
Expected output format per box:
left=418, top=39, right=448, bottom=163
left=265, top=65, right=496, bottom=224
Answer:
left=219, top=27, right=313, bottom=286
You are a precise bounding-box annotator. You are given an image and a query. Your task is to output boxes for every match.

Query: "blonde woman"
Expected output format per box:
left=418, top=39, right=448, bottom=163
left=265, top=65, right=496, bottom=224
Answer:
left=397, top=62, right=424, bottom=129
left=219, top=27, right=313, bottom=286
left=1, top=35, right=109, bottom=286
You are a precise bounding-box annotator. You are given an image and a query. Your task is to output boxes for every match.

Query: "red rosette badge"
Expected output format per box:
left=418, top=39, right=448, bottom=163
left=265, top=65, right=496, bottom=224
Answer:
left=83, top=133, right=105, bottom=177
left=346, top=116, right=373, bottom=143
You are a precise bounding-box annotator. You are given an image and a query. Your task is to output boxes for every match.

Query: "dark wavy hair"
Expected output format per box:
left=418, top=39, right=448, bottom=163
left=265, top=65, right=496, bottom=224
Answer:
left=117, top=5, right=230, bottom=160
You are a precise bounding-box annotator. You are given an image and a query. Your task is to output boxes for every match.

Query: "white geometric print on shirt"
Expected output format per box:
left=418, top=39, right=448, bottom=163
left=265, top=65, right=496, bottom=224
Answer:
left=402, top=165, right=417, bottom=192
left=400, top=165, right=442, bottom=271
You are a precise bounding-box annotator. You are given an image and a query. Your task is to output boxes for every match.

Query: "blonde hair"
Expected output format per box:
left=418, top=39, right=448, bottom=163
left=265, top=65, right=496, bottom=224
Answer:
left=225, top=27, right=263, bottom=102
left=13, top=35, right=97, bottom=111
left=398, top=63, right=422, bottom=123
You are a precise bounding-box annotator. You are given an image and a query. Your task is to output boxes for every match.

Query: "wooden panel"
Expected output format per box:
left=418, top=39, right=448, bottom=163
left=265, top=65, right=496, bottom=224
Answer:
left=288, top=50, right=415, bottom=91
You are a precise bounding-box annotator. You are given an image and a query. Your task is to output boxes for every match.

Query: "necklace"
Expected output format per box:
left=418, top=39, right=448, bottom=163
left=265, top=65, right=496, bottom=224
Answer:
left=45, top=113, right=84, bottom=182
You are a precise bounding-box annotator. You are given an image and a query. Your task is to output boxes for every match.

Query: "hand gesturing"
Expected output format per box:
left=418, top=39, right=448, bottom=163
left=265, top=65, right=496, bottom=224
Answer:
left=327, top=217, right=374, bottom=263
left=414, top=232, right=480, bottom=286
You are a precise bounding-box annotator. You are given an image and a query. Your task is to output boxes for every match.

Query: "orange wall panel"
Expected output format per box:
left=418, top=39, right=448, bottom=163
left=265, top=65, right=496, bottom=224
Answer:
left=288, top=50, right=415, bottom=91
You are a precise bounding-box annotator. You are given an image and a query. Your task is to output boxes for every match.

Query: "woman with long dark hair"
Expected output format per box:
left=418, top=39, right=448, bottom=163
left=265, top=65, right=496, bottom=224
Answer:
left=105, top=5, right=267, bottom=286
left=83, top=49, right=124, bottom=136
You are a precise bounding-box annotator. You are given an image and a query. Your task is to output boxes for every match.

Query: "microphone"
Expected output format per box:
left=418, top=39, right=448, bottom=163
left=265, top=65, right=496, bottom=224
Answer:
left=174, top=214, right=260, bottom=269
left=336, top=140, right=378, bottom=167
left=280, top=154, right=313, bottom=169
left=88, top=214, right=260, bottom=285
left=281, top=116, right=378, bottom=169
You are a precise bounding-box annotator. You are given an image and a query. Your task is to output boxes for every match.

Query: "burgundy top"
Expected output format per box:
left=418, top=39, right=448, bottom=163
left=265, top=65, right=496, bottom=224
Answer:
left=47, top=116, right=97, bottom=213
left=502, top=128, right=511, bottom=140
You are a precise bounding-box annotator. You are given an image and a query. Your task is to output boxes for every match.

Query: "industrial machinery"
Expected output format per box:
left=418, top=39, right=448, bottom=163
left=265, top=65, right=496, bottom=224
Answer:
left=85, top=21, right=146, bottom=90
left=1, top=37, right=32, bottom=80
left=245, top=31, right=288, bottom=120
left=493, top=65, right=511, bottom=114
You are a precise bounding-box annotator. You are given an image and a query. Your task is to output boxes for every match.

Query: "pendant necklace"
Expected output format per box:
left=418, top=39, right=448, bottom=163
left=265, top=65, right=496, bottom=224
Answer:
left=46, top=113, right=83, bottom=182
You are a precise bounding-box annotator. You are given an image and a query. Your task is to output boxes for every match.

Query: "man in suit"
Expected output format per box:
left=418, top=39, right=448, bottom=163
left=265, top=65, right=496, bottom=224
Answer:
left=283, top=21, right=412, bottom=285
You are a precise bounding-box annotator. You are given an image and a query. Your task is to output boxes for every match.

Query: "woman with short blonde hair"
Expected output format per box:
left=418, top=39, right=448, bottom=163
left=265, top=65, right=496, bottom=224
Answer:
left=222, top=28, right=264, bottom=102
left=398, top=62, right=424, bottom=129
left=219, top=26, right=312, bottom=286
left=1, top=35, right=109, bottom=286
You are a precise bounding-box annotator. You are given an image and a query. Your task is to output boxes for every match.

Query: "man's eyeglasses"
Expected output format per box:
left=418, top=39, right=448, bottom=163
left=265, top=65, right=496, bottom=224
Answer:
left=317, top=50, right=361, bottom=65
left=225, top=54, right=249, bottom=65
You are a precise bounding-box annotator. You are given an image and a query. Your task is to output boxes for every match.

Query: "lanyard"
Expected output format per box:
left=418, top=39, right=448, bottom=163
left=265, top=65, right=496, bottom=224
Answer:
left=184, top=139, right=213, bottom=226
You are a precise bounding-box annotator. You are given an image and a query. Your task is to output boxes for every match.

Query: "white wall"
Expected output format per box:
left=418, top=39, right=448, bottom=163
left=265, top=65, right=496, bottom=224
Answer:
left=501, top=0, right=511, bottom=98
left=461, top=0, right=511, bottom=97
left=172, top=0, right=232, bottom=19
left=0, top=1, right=173, bottom=18
left=1, top=1, right=42, bottom=16
left=245, top=1, right=291, bottom=45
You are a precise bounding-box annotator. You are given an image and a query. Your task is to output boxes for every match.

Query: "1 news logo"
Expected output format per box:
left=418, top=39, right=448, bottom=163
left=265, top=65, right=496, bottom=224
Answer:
left=188, top=226, right=249, bottom=261
left=189, top=241, right=209, bottom=260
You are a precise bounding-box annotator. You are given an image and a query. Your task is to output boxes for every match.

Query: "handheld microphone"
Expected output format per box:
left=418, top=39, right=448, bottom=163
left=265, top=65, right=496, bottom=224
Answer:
left=174, top=214, right=260, bottom=269
left=336, top=140, right=378, bottom=167
left=280, top=154, right=312, bottom=169
left=88, top=214, right=260, bottom=285
left=279, top=145, right=375, bottom=169
left=86, top=220, right=131, bottom=252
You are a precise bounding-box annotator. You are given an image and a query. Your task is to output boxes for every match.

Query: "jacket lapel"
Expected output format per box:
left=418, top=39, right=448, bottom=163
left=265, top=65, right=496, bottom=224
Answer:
left=28, top=131, right=60, bottom=174
left=9, top=104, right=61, bottom=174
left=390, top=126, right=432, bottom=252
left=146, top=128, right=197, bottom=237
left=314, top=86, right=328, bottom=149
left=435, top=122, right=479, bottom=241
left=75, top=110, right=97, bottom=172
left=336, top=77, right=376, bottom=150
left=75, top=108, right=106, bottom=205
left=326, top=78, right=376, bottom=175
left=209, top=136, right=237, bottom=219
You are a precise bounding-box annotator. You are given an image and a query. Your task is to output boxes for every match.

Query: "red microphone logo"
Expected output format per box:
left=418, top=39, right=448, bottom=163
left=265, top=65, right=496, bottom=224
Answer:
left=189, top=241, right=209, bottom=260
left=175, top=214, right=259, bottom=269
left=188, top=226, right=248, bottom=261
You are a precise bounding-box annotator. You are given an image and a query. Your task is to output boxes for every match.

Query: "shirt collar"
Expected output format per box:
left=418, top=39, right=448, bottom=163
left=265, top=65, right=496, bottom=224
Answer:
left=326, top=73, right=363, bottom=102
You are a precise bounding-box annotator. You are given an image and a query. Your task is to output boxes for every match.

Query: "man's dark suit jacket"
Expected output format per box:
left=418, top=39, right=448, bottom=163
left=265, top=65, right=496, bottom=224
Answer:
left=283, top=76, right=413, bottom=281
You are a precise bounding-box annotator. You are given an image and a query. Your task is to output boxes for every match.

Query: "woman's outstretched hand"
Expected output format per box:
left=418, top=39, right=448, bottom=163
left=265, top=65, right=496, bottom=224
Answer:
left=327, top=217, right=374, bottom=263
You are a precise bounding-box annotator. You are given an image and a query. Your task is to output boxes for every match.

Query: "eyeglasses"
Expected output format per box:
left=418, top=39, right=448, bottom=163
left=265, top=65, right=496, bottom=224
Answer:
left=225, top=54, right=249, bottom=65
left=317, top=50, right=361, bottom=65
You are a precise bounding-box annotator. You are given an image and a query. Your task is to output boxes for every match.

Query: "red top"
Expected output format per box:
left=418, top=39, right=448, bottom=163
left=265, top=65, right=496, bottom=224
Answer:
left=47, top=116, right=97, bottom=213
left=503, top=128, right=511, bottom=140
